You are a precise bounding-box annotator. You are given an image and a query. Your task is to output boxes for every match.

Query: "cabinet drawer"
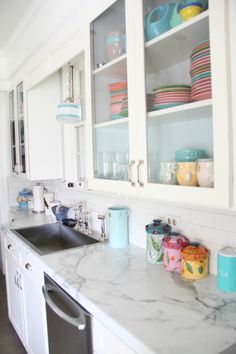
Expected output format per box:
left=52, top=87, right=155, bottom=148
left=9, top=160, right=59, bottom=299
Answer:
left=93, top=318, right=136, bottom=354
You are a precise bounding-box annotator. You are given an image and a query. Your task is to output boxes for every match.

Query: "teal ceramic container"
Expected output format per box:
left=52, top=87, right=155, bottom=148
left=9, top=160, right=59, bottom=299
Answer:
left=217, top=247, right=236, bottom=292
left=108, top=207, right=129, bottom=248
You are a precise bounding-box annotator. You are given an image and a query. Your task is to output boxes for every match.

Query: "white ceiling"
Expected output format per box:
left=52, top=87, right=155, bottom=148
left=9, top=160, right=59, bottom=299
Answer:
left=0, top=0, right=33, bottom=52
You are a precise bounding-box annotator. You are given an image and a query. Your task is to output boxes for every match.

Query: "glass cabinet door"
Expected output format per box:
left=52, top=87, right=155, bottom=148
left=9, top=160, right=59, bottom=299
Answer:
left=90, top=0, right=130, bottom=182
left=9, top=90, right=17, bottom=172
left=143, top=0, right=213, bottom=189
left=16, top=82, right=26, bottom=173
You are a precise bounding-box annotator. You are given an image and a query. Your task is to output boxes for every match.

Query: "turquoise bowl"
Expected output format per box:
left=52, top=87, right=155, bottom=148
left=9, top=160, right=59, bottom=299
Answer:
left=175, top=148, right=206, bottom=162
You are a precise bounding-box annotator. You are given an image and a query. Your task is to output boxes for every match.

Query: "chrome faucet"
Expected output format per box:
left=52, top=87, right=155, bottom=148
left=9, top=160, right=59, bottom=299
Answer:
left=98, top=214, right=106, bottom=240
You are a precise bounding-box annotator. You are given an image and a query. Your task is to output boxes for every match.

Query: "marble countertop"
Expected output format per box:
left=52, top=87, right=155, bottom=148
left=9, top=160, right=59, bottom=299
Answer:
left=2, top=209, right=236, bottom=354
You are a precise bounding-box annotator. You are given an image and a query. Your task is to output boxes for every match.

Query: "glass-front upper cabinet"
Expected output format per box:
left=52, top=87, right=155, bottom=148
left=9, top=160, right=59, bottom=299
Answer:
left=137, top=0, right=231, bottom=207
left=9, top=82, right=26, bottom=174
left=90, top=0, right=131, bottom=184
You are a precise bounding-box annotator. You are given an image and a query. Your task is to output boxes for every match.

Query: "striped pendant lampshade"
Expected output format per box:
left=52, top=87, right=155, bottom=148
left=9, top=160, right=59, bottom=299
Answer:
left=56, top=63, right=82, bottom=123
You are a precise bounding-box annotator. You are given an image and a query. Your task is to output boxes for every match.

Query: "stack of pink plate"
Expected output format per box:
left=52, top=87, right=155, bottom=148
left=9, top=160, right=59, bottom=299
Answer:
left=190, top=40, right=212, bottom=101
left=108, top=81, right=128, bottom=119
left=153, top=84, right=191, bottom=110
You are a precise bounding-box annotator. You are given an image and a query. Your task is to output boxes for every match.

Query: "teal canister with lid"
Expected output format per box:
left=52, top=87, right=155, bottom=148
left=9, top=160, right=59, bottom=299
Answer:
left=107, top=207, right=129, bottom=248
left=145, top=219, right=171, bottom=264
left=217, top=247, right=236, bottom=292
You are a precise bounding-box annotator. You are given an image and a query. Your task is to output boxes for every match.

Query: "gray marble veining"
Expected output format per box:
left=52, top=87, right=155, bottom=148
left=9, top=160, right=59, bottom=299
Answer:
left=2, top=210, right=236, bottom=354
left=41, top=243, right=236, bottom=354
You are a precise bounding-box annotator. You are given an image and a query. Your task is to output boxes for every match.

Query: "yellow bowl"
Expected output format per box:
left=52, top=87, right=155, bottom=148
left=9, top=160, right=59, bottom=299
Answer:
left=179, top=5, right=203, bottom=21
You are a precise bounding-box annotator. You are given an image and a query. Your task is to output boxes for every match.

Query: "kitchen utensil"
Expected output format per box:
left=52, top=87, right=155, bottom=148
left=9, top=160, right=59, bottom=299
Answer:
left=145, top=3, right=174, bottom=41
left=197, top=159, right=214, bottom=187
left=145, top=219, right=171, bottom=264
left=107, top=206, right=129, bottom=248
left=217, top=247, right=236, bottom=292
left=163, top=232, right=189, bottom=272
left=181, top=243, right=209, bottom=280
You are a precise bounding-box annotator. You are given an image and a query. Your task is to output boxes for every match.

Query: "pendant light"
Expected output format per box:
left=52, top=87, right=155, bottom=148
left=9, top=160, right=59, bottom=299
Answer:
left=56, top=63, right=81, bottom=123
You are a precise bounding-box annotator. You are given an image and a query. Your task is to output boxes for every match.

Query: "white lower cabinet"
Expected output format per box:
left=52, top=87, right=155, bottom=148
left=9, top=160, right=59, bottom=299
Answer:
left=4, top=246, right=25, bottom=343
left=93, top=317, right=136, bottom=354
left=4, top=232, right=48, bottom=354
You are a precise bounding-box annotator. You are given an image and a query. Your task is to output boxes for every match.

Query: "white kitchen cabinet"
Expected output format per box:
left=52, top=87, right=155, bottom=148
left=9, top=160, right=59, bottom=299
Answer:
left=9, top=82, right=26, bottom=175
left=21, top=254, right=48, bottom=354
left=86, top=0, right=231, bottom=208
left=4, top=235, right=25, bottom=343
left=3, top=231, right=48, bottom=354
left=26, top=71, right=63, bottom=180
left=93, top=317, right=136, bottom=354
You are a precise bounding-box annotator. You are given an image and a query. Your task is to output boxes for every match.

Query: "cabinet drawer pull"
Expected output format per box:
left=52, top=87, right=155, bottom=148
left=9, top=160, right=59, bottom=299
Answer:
left=7, top=244, right=13, bottom=250
left=25, top=263, right=32, bottom=271
left=137, top=160, right=144, bottom=187
left=128, top=160, right=136, bottom=187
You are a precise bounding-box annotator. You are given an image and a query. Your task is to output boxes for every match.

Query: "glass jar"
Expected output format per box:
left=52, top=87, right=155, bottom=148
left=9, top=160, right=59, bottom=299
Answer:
left=159, top=162, right=178, bottom=185
left=197, top=159, right=214, bottom=188
left=145, top=219, right=171, bottom=264
left=106, top=31, right=126, bottom=61
left=177, top=162, right=197, bottom=186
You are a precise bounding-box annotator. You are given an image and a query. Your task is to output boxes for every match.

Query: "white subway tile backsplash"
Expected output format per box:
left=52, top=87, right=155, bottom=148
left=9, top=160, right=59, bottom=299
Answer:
left=227, top=232, right=236, bottom=247
left=211, top=213, right=236, bottom=232
left=202, top=227, right=228, bottom=247
left=7, top=175, right=236, bottom=275
left=189, top=210, right=214, bottom=228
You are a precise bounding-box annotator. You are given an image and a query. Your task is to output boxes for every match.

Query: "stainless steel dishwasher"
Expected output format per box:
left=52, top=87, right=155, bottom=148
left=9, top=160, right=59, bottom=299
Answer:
left=42, top=273, right=93, bottom=354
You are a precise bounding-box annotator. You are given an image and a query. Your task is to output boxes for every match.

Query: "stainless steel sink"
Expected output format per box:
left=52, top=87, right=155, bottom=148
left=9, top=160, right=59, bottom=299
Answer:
left=11, top=223, right=100, bottom=255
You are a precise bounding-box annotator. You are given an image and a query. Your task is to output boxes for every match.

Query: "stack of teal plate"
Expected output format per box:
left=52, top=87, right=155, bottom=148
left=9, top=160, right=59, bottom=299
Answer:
left=108, top=81, right=128, bottom=120
left=153, top=84, right=191, bottom=110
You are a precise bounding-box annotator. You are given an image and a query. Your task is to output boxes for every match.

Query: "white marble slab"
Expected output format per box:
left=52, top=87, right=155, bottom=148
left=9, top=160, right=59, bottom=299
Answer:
left=2, top=210, right=236, bottom=354
left=41, top=243, right=236, bottom=354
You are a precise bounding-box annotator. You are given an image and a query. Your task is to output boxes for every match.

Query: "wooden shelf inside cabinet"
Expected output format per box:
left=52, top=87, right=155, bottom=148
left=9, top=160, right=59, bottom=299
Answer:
left=94, top=117, right=128, bottom=129
left=145, top=10, right=209, bottom=73
left=147, top=99, right=212, bottom=125
left=93, top=54, right=127, bottom=78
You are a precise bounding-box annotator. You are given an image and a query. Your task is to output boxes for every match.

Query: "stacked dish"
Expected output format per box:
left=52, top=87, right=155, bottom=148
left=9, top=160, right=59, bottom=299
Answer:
left=190, top=40, right=212, bottom=101
left=119, top=97, right=128, bottom=117
left=146, top=93, right=155, bottom=111
left=153, top=84, right=191, bottom=110
left=108, top=81, right=128, bottom=120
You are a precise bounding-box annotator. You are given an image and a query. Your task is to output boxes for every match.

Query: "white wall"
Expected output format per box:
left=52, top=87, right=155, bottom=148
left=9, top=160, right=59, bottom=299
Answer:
left=0, top=91, right=9, bottom=223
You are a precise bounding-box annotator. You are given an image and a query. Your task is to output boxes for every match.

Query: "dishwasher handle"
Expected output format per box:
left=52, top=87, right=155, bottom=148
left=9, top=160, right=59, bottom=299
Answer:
left=42, top=284, right=86, bottom=331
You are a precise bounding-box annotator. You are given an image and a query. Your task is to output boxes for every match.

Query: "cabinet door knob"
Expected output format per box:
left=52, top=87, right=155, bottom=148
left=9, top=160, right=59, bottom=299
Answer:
left=7, top=244, right=13, bottom=250
left=25, top=263, right=32, bottom=271
left=128, top=160, right=136, bottom=187
left=137, top=160, right=144, bottom=187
